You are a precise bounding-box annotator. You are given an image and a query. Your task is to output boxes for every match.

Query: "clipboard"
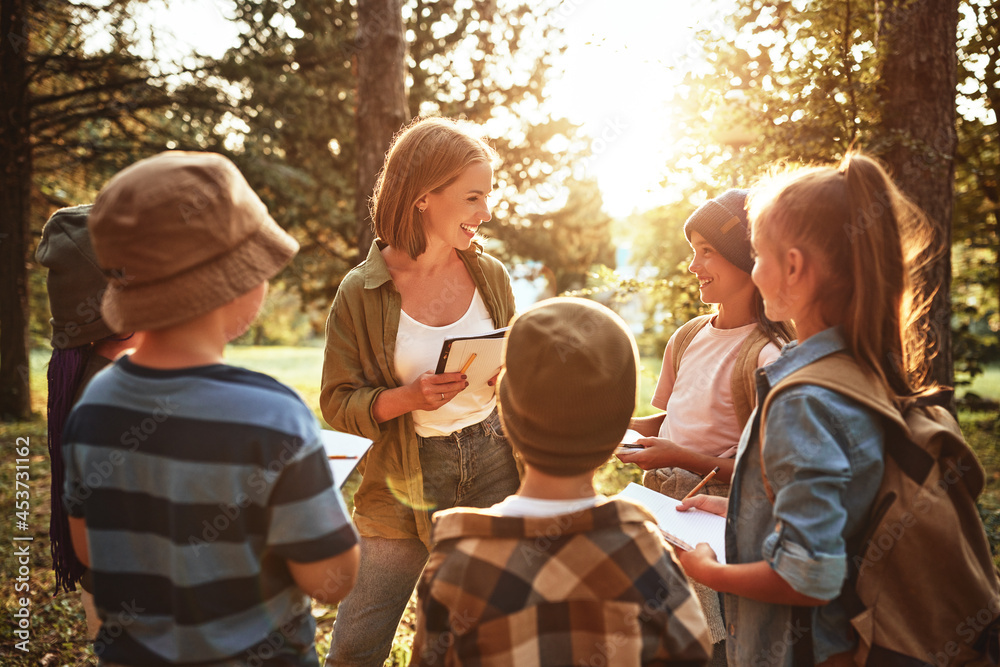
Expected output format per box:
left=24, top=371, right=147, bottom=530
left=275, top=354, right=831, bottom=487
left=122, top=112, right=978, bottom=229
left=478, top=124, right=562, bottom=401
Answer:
left=434, top=327, right=509, bottom=391
left=320, top=430, right=373, bottom=488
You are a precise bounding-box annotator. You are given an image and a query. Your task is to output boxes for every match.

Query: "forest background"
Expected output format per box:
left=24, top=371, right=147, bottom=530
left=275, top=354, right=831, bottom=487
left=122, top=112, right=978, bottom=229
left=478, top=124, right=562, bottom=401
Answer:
left=0, top=0, right=997, bottom=664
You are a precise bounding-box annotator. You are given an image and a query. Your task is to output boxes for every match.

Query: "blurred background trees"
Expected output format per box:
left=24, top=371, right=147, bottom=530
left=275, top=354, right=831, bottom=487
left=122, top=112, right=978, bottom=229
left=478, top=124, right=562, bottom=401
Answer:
left=2, top=0, right=613, bottom=417
left=2, top=0, right=997, bottom=418
left=2, top=0, right=216, bottom=418
left=628, top=0, right=998, bottom=386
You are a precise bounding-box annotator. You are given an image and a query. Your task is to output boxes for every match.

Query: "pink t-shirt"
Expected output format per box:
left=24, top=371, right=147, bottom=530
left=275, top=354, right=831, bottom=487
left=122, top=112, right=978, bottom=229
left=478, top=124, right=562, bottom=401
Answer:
left=651, top=318, right=781, bottom=458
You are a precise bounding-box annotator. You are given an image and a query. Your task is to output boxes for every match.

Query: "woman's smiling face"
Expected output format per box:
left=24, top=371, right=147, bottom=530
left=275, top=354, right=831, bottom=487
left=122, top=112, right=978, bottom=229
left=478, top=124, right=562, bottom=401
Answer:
left=420, top=161, right=493, bottom=251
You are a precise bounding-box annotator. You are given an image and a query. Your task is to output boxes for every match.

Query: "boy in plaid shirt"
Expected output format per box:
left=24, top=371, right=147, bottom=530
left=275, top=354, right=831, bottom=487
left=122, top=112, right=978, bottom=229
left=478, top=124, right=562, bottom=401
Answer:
left=411, top=297, right=711, bottom=666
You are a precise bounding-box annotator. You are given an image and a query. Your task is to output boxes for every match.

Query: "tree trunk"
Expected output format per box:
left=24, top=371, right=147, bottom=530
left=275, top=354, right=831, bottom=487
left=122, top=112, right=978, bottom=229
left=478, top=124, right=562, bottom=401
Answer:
left=0, top=0, right=33, bottom=420
left=354, top=0, right=409, bottom=261
left=876, top=0, right=960, bottom=390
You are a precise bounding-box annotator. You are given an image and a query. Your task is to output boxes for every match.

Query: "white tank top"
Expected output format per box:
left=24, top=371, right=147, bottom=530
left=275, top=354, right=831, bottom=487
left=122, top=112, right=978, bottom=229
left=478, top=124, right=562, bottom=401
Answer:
left=395, top=289, right=497, bottom=437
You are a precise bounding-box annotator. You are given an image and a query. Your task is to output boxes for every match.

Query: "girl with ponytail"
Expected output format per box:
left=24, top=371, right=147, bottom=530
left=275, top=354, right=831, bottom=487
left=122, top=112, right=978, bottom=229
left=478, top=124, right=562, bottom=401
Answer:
left=674, top=153, right=938, bottom=666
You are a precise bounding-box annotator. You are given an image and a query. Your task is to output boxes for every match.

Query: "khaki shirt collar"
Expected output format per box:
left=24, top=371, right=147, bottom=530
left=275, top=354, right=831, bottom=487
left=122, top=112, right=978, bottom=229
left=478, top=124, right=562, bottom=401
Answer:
left=362, top=238, right=486, bottom=291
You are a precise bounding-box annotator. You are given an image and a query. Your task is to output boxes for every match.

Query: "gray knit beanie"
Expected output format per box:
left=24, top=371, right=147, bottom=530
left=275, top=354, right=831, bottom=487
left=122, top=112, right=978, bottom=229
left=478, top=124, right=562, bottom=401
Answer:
left=498, top=297, right=638, bottom=477
left=683, top=188, right=754, bottom=274
left=36, top=205, right=115, bottom=349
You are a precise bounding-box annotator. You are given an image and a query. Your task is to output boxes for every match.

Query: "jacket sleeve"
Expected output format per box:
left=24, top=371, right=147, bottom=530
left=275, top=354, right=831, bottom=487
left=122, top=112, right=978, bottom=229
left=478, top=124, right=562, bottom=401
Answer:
left=499, top=261, right=515, bottom=322
left=319, top=282, right=386, bottom=441
left=760, top=386, right=884, bottom=600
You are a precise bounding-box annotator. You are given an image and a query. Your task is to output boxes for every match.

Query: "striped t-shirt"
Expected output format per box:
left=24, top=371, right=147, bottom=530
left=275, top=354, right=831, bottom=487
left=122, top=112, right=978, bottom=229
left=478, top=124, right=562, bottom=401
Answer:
left=63, top=356, right=358, bottom=666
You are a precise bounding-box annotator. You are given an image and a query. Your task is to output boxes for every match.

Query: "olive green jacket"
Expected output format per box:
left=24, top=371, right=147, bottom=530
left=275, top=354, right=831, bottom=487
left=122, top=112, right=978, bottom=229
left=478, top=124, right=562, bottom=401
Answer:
left=320, top=240, right=516, bottom=547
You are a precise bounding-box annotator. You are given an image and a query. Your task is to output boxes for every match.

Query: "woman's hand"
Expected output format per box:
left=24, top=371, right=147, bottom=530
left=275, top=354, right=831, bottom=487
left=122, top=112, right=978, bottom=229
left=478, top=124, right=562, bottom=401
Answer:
left=677, top=494, right=728, bottom=517
left=409, top=370, right=468, bottom=411
left=615, top=437, right=683, bottom=470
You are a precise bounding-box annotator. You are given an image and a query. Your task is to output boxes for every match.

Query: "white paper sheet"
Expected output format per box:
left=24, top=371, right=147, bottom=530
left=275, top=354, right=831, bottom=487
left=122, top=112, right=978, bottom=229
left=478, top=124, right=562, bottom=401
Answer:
left=320, top=430, right=373, bottom=488
left=616, top=482, right=727, bottom=563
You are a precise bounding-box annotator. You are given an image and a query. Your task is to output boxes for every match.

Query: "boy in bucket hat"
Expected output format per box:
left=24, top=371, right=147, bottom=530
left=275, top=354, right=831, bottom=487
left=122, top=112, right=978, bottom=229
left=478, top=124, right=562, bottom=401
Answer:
left=409, top=297, right=711, bottom=666
left=61, top=151, right=359, bottom=666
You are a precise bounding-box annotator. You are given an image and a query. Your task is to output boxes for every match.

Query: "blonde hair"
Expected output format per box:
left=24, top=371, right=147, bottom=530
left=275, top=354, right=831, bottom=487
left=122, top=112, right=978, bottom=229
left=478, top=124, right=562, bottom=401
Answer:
left=371, top=117, right=499, bottom=259
left=748, top=152, right=939, bottom=399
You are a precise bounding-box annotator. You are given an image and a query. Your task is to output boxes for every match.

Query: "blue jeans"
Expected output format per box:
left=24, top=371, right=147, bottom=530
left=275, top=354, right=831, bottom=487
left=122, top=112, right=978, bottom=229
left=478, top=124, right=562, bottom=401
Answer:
left=325, top=410, right=519, bottom=666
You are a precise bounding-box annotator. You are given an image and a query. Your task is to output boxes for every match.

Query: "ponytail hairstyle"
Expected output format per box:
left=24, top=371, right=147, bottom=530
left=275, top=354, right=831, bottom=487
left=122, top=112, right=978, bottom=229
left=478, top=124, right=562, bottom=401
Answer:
left=748, top=152, right=939, bottom=400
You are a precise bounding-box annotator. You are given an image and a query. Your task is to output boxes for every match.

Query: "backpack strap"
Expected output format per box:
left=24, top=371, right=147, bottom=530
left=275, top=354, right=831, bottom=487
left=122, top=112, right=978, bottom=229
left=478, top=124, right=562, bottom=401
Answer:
left=671, top=314, right=714, bottom=378
left=757, top=353, right=904, bottom=503
left=731, top=327, right=770, bottom=430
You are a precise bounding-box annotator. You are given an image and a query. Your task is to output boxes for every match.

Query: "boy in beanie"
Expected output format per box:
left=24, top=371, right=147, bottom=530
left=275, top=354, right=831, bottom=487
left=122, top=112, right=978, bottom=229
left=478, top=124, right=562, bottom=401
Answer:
left=410, top=297, right=711, bottom=666
left=61, top=151, right=359, bottom=666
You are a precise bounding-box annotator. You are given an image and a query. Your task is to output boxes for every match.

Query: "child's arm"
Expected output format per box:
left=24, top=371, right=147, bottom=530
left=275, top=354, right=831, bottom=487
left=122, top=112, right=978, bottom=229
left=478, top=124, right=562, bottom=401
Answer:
left=287, top=545, right=361, bottom=605
left=688, top=388, right=883, bottom=609
left=617, top=438, right=735, bottom=483
left=677, top=546, right=827, bottom=606
left=628, top=412, right=665, bottom=437
left=68, top=516, right=90, bottom=568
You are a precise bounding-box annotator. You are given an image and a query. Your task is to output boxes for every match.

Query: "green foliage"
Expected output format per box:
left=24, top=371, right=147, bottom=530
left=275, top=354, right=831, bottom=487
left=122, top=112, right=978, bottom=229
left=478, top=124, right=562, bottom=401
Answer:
left=666, top=0, right=880, bottom=184
left=25, top=0, right=223, bottom=213
left=406, top=0, right=615, bottom=293
left=496, top=177, right=616, bottom=293
left=581, top=200, right=707, bottom=358
left=654, top=0, right=999, bottom=382
left=233, top=282, right=316, bottom=347
left=165, top=0, right=606, bottom=309
left=953, top=0, right=1000, bottom=380
left=167, top=0, right=360, bottom=304
left=21, top=0, right=612, bottom=348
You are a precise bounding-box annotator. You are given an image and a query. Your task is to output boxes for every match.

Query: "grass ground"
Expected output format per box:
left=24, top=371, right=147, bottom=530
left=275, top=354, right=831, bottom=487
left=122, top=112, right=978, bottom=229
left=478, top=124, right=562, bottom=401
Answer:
left=2, top=346, right=997, bottom=665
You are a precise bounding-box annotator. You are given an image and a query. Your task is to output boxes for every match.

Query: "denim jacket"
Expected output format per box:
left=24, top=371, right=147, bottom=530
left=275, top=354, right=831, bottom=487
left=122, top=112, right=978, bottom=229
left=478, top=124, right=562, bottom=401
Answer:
left=725, top=327, right=885, bottom=666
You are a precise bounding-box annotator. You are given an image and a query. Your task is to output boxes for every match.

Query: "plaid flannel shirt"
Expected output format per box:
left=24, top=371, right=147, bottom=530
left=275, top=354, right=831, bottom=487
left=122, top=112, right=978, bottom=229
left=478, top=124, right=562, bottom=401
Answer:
left=410, top=498, right=711, bottom=666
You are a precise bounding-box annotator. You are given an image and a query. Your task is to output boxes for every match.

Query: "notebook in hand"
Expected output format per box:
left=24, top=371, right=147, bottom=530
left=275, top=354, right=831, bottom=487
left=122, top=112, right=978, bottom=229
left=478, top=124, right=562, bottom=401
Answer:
left=616, top=429, right=645, bottom=452
left=616, top=482, right=727, bottom=562
left=435, top=327, right=509, bottom=391
left=320, top=430, right=373, bottom=488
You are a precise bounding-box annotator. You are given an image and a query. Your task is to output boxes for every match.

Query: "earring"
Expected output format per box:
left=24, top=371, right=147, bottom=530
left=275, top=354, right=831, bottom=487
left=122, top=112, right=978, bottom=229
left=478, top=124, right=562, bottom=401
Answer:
left=417, top=206, right=425, bottom=213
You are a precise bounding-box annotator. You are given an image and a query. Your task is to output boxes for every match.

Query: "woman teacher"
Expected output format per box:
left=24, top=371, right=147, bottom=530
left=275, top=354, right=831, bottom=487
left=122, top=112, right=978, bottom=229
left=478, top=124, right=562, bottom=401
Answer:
left=320, top=116, right=520, bottom=666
